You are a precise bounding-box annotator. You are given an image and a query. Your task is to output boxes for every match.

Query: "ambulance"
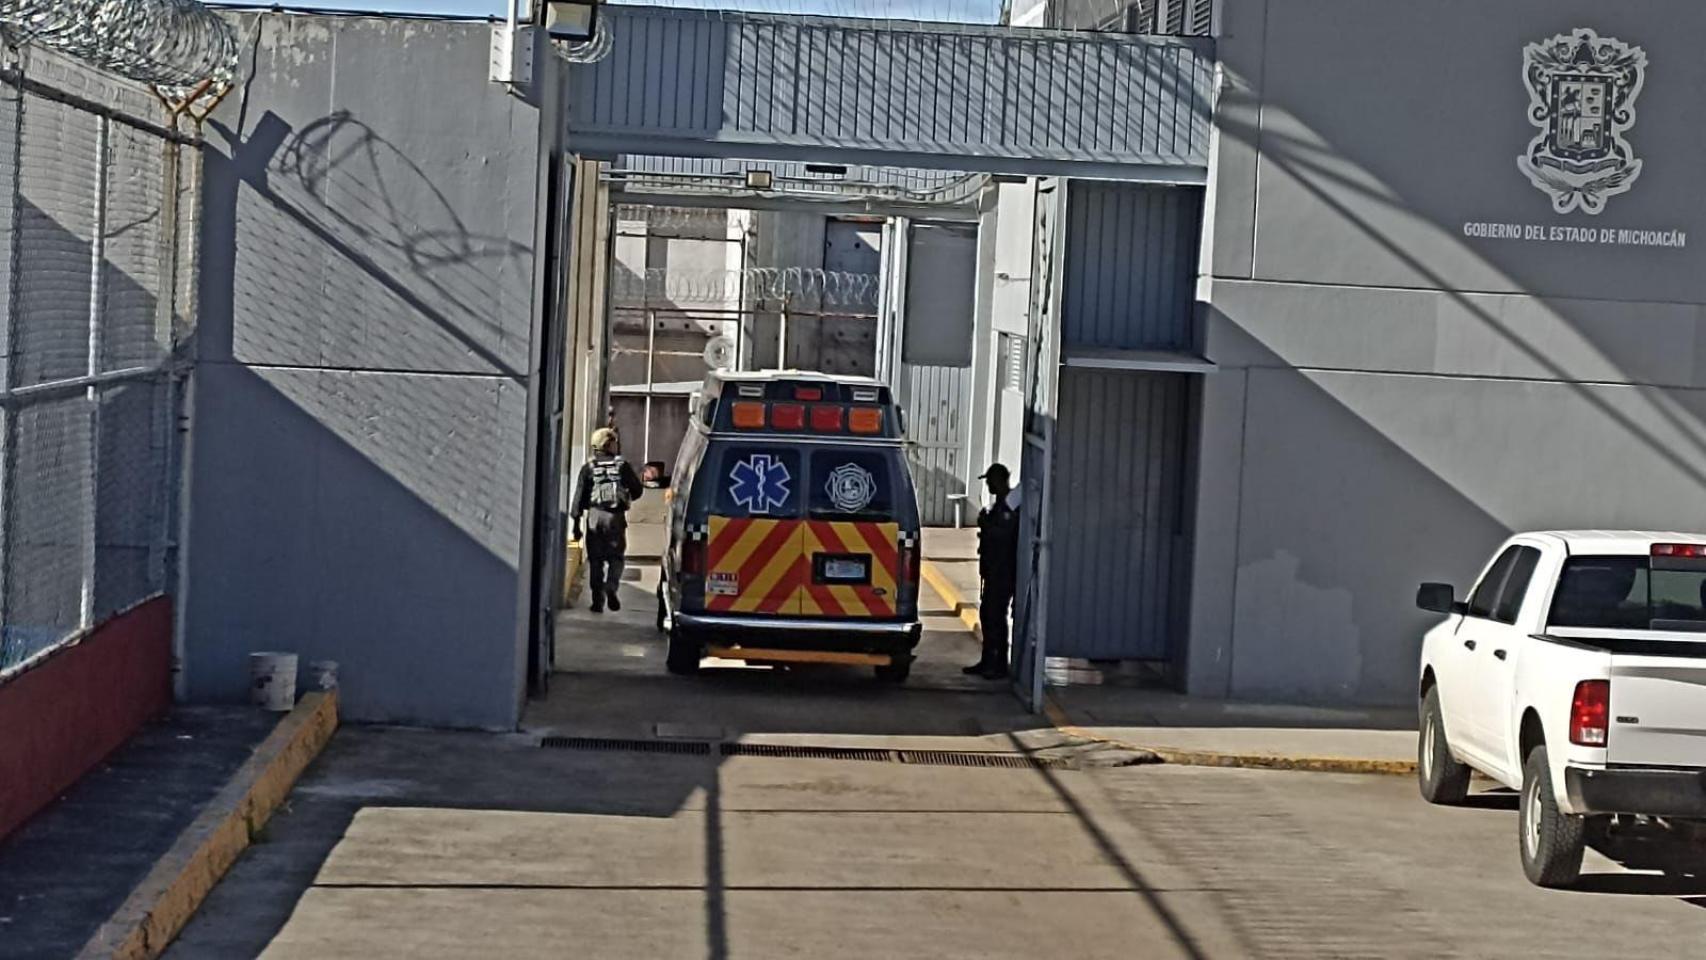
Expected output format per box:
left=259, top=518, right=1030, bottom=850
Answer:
left=655, top=371, right=924, bottom=682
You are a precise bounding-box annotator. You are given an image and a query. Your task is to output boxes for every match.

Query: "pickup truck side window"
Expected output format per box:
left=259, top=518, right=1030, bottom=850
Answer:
left=1492, top=546, right=1542, bottom=624
left=1467, top=547, right=1520, bottom=619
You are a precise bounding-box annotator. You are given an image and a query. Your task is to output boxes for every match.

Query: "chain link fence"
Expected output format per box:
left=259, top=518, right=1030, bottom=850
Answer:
left=0, top=46, right=195, bottom=676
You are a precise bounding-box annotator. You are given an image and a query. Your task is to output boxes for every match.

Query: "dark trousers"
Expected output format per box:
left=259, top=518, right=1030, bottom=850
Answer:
left=585, top=511, right=627, bottom=601
left=980, top=577, right=1015, bottom=670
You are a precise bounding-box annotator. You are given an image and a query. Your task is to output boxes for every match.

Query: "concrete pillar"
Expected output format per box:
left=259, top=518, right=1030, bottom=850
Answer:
left=1181, top=364, right=1246, bottom=699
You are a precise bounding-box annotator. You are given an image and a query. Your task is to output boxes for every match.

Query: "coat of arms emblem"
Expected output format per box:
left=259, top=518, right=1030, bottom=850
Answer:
left=1518, top=29, right=1647, bottom=216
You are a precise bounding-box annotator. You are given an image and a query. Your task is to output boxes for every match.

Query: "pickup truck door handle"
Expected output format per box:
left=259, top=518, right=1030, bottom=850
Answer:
left=1493, top=649, right=1507, bottom=661
left=1464, top=640, right=1477, bottom=651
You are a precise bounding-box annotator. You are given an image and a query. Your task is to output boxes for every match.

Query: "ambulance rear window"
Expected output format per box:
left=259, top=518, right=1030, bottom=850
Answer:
left=713, top=447, right=802, bottom=518
left=809, top=450, right=894, bottom=520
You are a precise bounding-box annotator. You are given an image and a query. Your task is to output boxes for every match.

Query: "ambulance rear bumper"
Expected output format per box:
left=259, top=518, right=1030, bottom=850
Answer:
left=675, top=613, right=920, bottom=639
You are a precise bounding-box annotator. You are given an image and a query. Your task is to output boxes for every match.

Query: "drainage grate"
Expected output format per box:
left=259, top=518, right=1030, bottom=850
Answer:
left=897, top=750, right=1072, bottom=770
left=539, top=736, right=712, bottom=755
left=536, top=736, right=1072, bottom=770
left=719, top=743, right=896, bottom=762
left=721, top=742, right=1073, bottom=770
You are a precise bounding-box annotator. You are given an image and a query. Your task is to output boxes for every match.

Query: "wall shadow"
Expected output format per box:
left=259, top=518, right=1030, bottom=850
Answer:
left=186, top=13, right=546, bottom=727
left=1191, top=11, right=1706, bottom=705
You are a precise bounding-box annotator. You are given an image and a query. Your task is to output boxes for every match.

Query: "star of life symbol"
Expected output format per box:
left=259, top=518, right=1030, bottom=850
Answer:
left=824, top=462, right=877, bottom=513
left=729, top=454, right=791, bottom=514
left=1518, top=28, right=1647, bottom=216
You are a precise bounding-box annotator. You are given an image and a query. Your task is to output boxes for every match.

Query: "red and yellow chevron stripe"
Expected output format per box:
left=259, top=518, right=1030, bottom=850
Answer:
left=703, top=516, right=901, bottom=618
left=706, top=516, right=802, bottom=614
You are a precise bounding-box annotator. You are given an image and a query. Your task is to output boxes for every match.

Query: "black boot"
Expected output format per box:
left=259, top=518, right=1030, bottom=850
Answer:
left=589, top=588, right=604, bottom=614
left=962, top=662, right=988, bottom=676
left=607, top=590, right=621, bottom=612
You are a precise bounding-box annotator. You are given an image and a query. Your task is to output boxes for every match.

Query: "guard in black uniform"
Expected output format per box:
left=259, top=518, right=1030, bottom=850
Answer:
left=572, top=428, right=644, bottom=614
left=965, top=463, right=1020, bottom=679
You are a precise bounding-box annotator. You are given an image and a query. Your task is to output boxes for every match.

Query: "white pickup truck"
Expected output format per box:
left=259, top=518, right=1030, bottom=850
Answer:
left=1416, top=531, right=1706, bottom=887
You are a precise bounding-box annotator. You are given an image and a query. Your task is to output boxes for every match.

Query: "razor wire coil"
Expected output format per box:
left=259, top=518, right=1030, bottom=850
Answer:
left=612, top=267, right=882, bottom=308
left=0, top=0, right=238, bottom=90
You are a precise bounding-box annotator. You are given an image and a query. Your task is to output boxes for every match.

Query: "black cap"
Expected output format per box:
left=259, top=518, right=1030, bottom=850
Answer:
left=978, top=463, right=1010, bottom=480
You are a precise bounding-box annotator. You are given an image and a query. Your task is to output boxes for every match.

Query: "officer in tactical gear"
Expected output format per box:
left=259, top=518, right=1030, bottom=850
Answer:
left=965, top=463, right=1020, bottom=679
left=572, top=427, right=645, bottom=614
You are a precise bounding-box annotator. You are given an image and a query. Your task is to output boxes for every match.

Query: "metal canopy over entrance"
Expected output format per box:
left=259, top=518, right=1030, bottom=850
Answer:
left=565, top=7, right=1213, bottom=181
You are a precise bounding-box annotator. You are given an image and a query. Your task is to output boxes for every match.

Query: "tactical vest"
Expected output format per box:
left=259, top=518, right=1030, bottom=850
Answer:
left=589, top=457, right=630, bottom=510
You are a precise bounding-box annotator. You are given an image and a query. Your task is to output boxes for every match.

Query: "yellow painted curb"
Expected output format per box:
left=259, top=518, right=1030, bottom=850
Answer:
left=79, top=691, right=341, bottom=960
left=923, top=560, right=1410, bottom=776
left=919, top=560, right=982, bottom=644
left=1043, top=693, right=1415, bottom=776
left=563, top=539, right=585, bottom=608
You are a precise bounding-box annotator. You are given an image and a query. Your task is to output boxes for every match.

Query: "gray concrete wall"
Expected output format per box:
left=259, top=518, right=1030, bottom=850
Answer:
left=185, top=13, right=541, bottom=727
left=1193, top=0, right=1706, bottom=704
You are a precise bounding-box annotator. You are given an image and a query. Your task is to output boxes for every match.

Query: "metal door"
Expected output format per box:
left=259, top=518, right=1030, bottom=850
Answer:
left=1046, top=369, right=1190, bottom=663
left=897, top=222, right=977, bottom=527
left=902, top=365, right=970, bottom=527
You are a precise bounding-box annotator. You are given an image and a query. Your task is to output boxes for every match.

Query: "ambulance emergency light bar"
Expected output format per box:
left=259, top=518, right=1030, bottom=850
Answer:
left=714, top=380, right=897, bottom=438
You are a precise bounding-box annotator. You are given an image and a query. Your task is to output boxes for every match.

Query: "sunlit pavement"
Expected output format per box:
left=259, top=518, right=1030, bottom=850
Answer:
left=163, top=567, right=1706, bottom=959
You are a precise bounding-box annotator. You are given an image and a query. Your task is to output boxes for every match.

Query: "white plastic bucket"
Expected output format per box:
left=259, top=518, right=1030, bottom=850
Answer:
left=250, top=652, right=298, bottom=711
left=309, top=659, right=339, bottom=692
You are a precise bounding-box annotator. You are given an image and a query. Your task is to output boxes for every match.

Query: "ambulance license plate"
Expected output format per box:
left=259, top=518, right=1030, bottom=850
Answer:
left=823, top=558, right=868, bottom=582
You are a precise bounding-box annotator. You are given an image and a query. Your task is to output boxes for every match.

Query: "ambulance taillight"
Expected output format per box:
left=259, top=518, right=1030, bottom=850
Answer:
left=848, top=407, right=884, bottom=435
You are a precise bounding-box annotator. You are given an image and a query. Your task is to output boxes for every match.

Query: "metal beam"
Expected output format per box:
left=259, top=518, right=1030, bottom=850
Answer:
left=574, top=137, right=1211, bottom=185
left=566, top=8, right=1212, bottom=182
left=607, top=186, right=982, bottom=223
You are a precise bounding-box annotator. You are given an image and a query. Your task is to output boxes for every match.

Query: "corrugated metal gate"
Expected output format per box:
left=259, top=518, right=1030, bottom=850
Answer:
left=1063, top=182, right=1202, bottom=351
left=1019, top=180, right=1204, bottom=676
left=1046, top=369, right=1190, bottom=660
left=904, top=365, right=971, bottom=526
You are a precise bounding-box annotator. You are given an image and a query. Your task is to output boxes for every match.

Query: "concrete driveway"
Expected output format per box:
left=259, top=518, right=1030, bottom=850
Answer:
left=163, top=568, right=1706, bottom=959
left=1093, top=764, right=1706, bottom=959
left=167, top=570, right=1240, bottom=959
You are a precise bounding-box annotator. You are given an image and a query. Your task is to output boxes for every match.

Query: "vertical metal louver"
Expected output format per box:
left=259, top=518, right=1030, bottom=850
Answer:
left=1186, top=0, right=1213, bottom=36
left=1161, top=0, right=1186, bottom=35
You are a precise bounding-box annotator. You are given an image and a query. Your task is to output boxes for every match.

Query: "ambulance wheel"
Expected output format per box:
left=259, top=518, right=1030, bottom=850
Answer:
left=666, top=626, right=702, bottom=676
left=874, top=656, right=911, bottom=684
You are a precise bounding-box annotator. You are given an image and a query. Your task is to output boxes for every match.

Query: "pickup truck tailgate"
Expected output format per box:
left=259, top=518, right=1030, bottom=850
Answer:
left=1608, top=654, right=1706, bottom=767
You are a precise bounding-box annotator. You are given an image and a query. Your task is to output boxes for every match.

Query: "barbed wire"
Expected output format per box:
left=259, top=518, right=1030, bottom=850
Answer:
left=0, top=0, right=238, bottom=90
left=549, top=18, right=613, bottom=64
left=612, top=267, right=882, bottom=308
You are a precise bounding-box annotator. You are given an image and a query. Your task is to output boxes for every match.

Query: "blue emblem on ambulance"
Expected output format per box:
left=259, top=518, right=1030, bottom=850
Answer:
left=730, top=454, right=792, bottom=514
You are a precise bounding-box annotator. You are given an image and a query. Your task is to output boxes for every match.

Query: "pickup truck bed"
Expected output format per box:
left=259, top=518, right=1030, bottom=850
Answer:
left=1416, top=532, right=1706, bottom=886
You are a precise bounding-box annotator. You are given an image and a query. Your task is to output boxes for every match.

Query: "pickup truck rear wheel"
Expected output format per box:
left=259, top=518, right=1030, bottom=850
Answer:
left=1520, top=745, right=1586, bottom=887
left=1418, top=688, right=1471, bottom=805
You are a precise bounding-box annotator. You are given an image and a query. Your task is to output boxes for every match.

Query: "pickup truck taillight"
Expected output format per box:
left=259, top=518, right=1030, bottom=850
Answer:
left=1570, top=680, right=1610, bottom=747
